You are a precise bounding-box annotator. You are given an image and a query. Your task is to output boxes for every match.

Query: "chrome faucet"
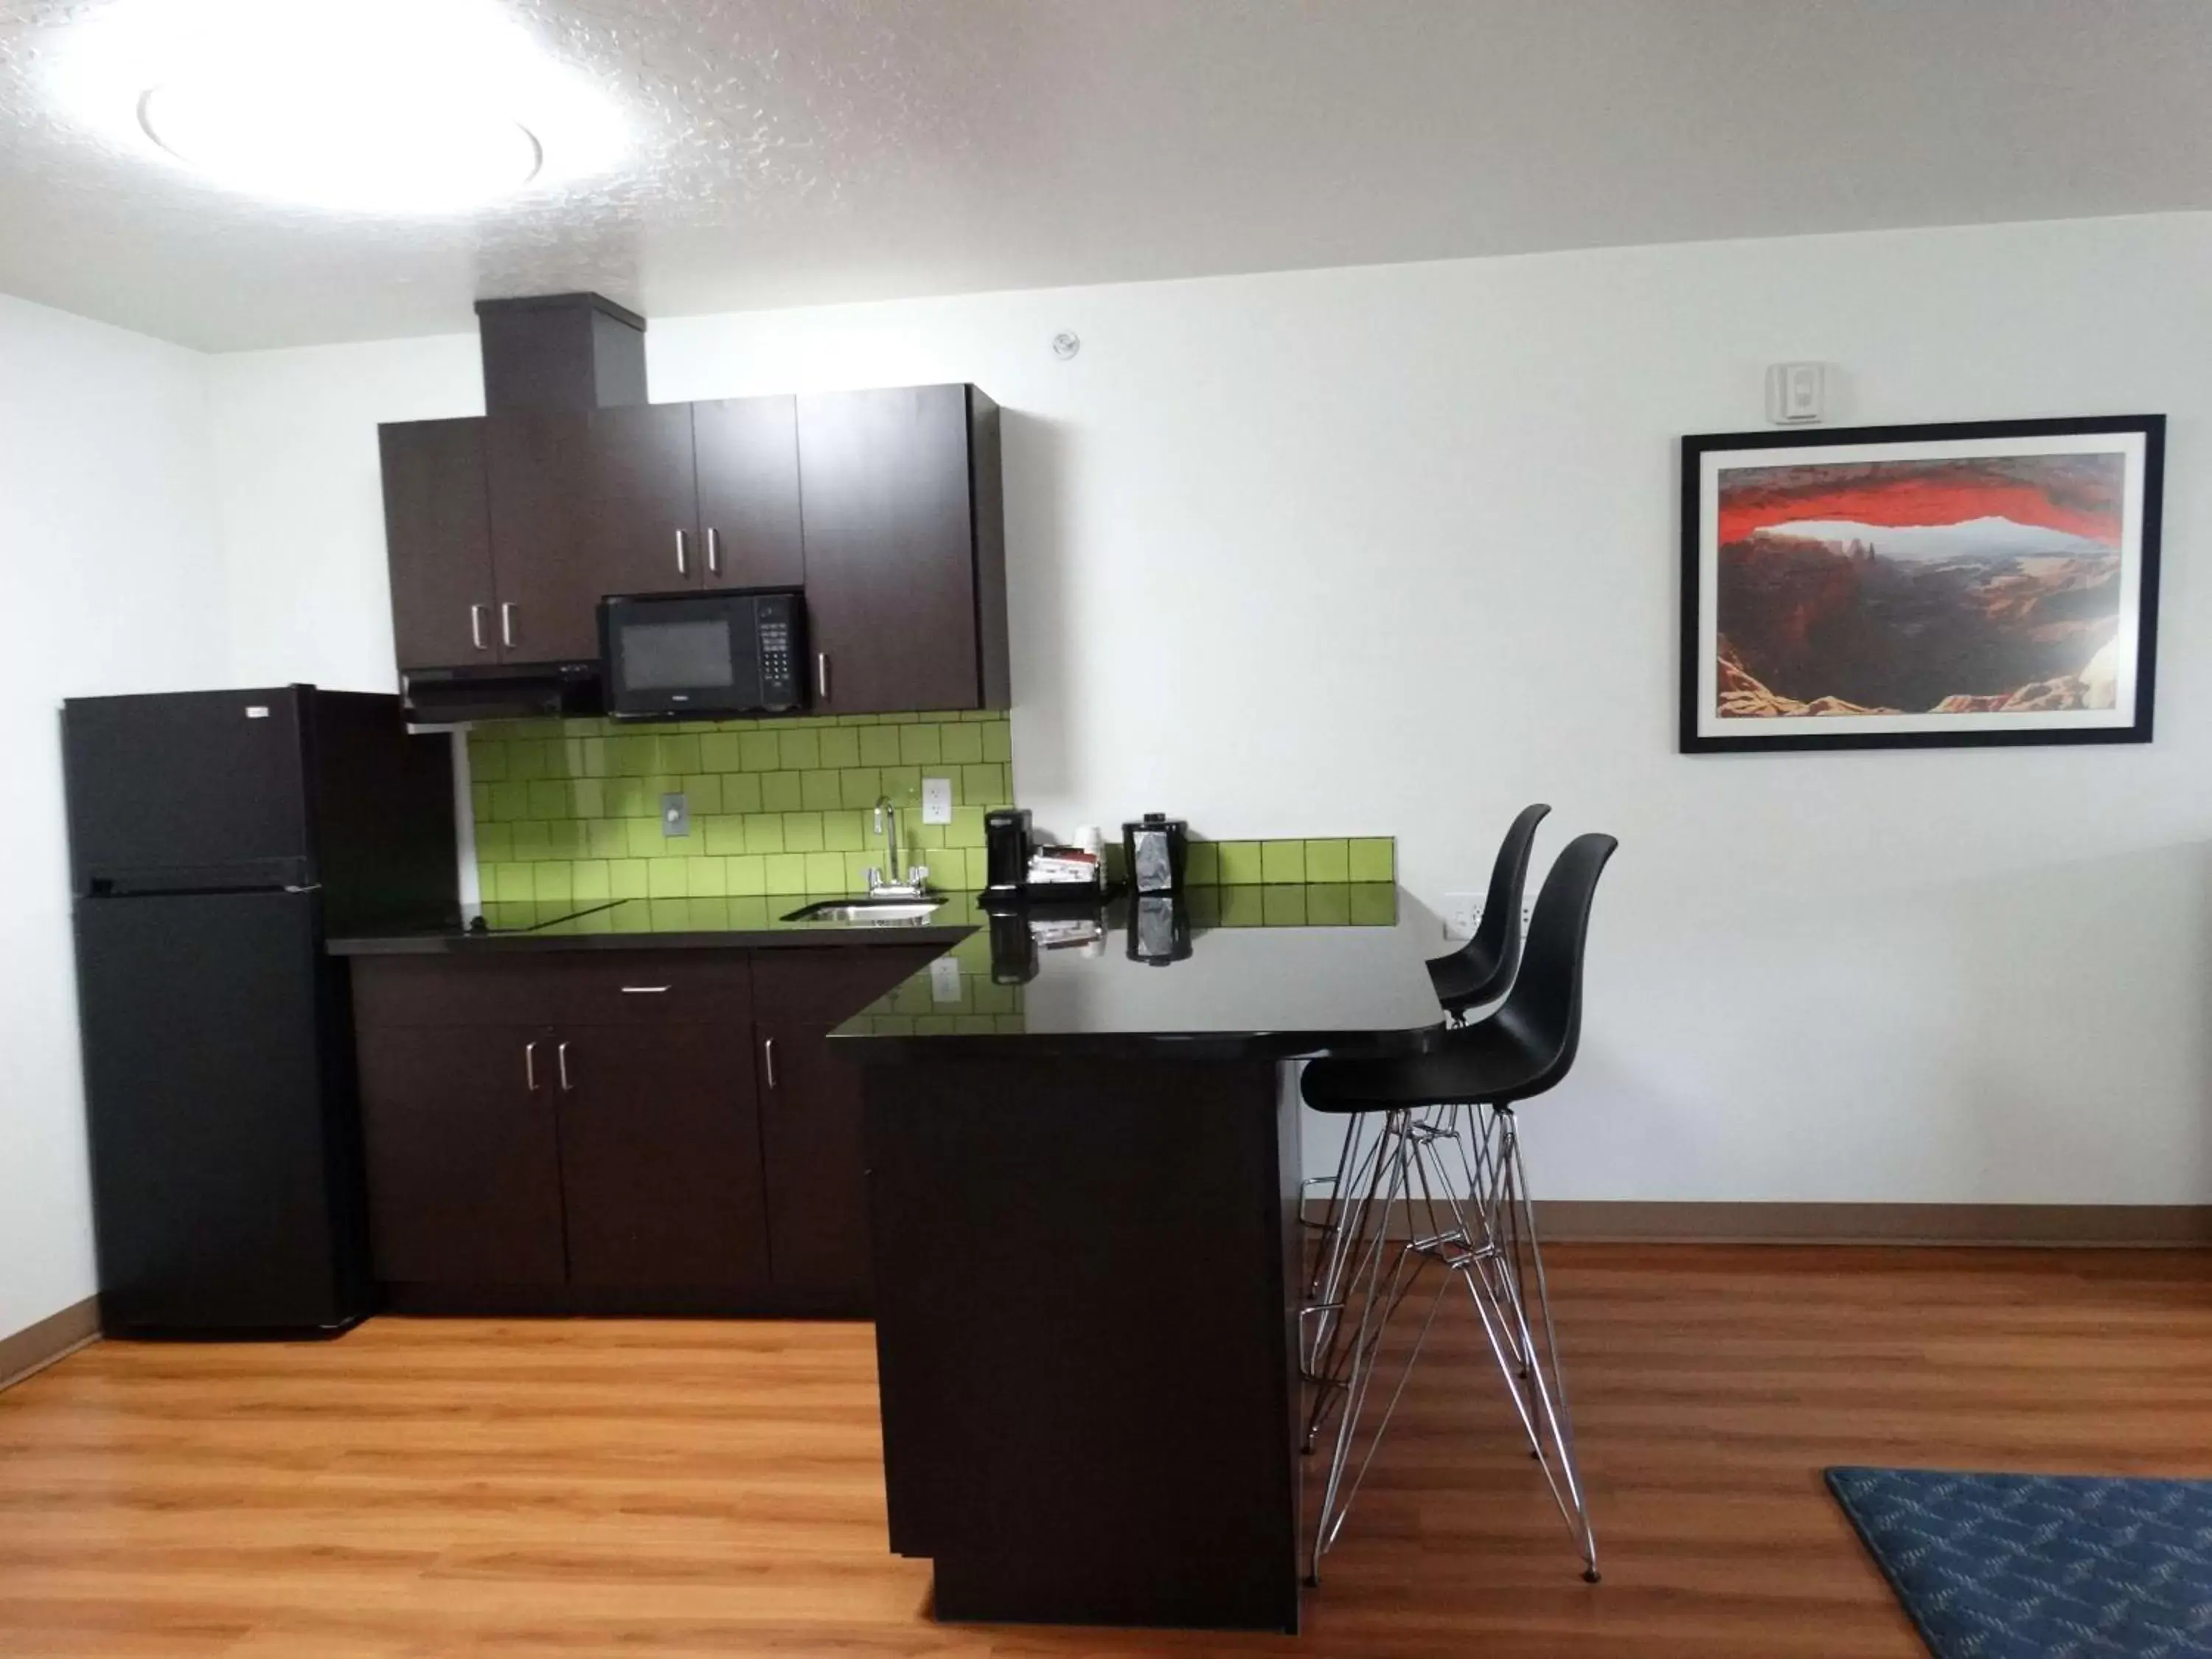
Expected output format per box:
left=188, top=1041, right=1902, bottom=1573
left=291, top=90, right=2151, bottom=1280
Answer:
left=866, top=796, right=930, bottom=898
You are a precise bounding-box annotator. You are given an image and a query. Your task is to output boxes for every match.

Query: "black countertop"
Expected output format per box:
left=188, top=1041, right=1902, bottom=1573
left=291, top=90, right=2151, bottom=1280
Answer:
left=325, top=894, right=982, bottom=956
left=830, top=883, right=1446, bottom=1060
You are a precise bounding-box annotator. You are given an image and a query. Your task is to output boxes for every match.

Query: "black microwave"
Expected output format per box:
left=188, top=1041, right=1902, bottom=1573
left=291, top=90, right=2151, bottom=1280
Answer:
left=600, top=591, right=807, bottom=720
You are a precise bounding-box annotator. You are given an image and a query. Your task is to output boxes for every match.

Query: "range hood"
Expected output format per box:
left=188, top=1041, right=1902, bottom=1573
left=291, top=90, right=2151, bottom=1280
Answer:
left=403, top=663, right=603, bottom=726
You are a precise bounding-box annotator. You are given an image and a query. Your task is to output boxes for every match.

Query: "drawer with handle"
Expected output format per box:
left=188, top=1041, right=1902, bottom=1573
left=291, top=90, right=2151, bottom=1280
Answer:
left=544, top=953, right=754, bottom=1025
left=350, top=953, right=753, bottom=1029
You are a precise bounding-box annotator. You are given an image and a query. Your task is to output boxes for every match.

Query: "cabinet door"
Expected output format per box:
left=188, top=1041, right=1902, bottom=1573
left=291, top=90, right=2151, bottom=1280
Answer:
left=796, top=386, right=981, bottom=713
left=484, top=411, right=602, bottom=662
left=378, top=417, right=499, bottom=669
left=751, top=946, right=942, bottom=1310
left=356, top=1023, right=568, bottom=1286
left=755, top=1020, right=873, bottom=1310
left=694, top=395, right=804, bottom=590
left=554, top=1023, right=772, bottom=1292
left=586, top=403, right=703, bottom=597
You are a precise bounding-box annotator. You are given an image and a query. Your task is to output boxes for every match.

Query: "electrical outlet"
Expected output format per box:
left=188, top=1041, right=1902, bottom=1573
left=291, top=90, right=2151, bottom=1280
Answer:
left=1442, top=891, right=1484, bottom=941
left=929, top=957, right=963, bottom=1003
left=1441, top=894, right=1534, bottom=941
left=661, top=791, right=689, bottom=837
left=921, top=776, right=953, bottom=825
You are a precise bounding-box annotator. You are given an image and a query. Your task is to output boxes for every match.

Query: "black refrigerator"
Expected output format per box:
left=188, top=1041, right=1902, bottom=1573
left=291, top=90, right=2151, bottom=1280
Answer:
left=63, top=687, right=456, bottom=1338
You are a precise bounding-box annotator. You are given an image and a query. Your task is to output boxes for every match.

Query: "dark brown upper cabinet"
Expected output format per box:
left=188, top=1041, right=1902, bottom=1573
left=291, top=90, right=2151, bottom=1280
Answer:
left=799, top=384, right=1009, bottom=714
left=584, top=402, right=702, bottom=596
left=692, top=396, right=804, bottom=590
left=378, top=374, right=1004, bottom=714
left=585, top=395, right=804, bottom=595
left=379, top=417, right=499, bottom=670
left=485, top=411, right=599, bottom=663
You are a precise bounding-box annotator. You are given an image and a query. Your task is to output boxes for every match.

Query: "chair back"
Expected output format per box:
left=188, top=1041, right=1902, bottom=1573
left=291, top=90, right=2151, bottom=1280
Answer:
left=1433, top=802, right=1549, bottom=1013
left=1489, top=832, right=1618, bottom=1099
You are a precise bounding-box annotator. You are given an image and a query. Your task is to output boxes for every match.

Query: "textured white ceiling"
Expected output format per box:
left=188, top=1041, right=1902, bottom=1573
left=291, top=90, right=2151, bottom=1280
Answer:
left=2, top=0, right=2210, bottom=352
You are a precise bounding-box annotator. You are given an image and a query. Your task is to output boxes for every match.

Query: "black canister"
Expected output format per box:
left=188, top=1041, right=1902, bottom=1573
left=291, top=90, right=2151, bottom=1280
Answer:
left=1127, top=894, right=1194, bottom=965
left=1121, top=814, right=1189, bottom=895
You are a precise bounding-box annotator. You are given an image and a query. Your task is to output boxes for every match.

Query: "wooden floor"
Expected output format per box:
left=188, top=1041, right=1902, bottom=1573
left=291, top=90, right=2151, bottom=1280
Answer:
left=4, top=1246, right=2211, bottom=1658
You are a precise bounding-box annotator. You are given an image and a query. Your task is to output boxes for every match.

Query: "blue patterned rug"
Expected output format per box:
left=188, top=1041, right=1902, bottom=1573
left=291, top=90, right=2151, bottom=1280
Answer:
left=1826, top=1467, right=2212, bottom=1657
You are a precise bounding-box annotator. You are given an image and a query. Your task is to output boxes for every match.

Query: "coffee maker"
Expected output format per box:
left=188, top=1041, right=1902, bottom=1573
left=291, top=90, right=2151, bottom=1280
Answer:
left=984, top=808, right=1032, bottom=894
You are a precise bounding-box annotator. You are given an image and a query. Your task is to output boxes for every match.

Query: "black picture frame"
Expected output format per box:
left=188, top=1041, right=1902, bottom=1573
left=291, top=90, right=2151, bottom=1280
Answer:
left=1680, top=414, right=2165, bottom=754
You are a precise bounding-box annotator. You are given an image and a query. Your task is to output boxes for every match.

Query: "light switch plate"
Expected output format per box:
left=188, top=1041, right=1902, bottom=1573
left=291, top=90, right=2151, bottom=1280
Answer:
left=1765, top=361, right=1826, bottom=424
left=661, top=792, right=689, bottom=837
left=929, top=957, right=963, bottom=1002
left=921, top=776, right=954, bottom=824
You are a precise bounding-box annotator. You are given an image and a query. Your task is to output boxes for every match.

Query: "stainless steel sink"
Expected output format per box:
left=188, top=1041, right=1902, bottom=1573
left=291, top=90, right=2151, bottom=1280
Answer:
left=781, top=897, right=947, bottom=925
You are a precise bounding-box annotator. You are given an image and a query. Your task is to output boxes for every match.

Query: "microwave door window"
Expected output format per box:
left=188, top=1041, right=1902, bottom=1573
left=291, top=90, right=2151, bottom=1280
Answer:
left=625, top=620, right=736, bottom=692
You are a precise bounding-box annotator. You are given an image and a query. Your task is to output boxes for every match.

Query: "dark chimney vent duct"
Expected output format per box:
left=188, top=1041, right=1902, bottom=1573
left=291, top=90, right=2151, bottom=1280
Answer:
left=473, top=291, right=647, bottom=418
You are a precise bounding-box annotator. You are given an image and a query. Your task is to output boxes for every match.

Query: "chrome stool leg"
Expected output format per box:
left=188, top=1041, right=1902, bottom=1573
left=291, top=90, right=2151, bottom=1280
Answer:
left=1457, top=1105, right=1599, bottom=1582
left=1299, top=1110, right=1382, bottom=1375
left=1302, top=1100, right=1599, bottom=1586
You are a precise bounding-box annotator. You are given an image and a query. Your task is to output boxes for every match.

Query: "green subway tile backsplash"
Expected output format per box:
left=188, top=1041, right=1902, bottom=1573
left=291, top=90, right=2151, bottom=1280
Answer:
left=1183, top=836, right=1394, bottom=888
left=467, top=709, right=1394, bottom=900
left=469, top=711, right=1015, bottom=900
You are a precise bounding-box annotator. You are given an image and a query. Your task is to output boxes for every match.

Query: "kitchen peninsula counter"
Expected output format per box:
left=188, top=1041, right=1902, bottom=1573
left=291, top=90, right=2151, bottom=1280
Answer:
left=832, top=883, right=1444, bottom=1634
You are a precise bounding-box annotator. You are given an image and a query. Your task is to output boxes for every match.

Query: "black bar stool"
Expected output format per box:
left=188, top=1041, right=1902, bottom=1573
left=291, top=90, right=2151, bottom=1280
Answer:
left=1299, top=832, right=1618, bottom=1586
left=1298, top=804, right=1550, bottom=1381
left=1427, top=801, right=1550, bottom=1022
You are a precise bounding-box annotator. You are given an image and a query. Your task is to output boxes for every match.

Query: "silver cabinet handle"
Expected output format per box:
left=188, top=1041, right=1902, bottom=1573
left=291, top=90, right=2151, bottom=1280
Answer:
left=675, top=529, right=689, bottom=576
left=619, top=985, right=669, bottom=995
left=524, top=1040, right=539, bottom=1093
left=815, top=653, right=830, bottom=702
left=470, top=604, right=487, bottom=650
left=706, top=526, right=720, bottom=577
left=500, top=602, right=517, bottom=648
left=763, top=1037, right=776, bottom=1090
left=557, top=1041, right=572, bottom=1093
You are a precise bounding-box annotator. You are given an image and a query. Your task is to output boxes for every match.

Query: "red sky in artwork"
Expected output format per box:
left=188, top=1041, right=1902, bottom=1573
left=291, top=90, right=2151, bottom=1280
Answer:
left=1717, top=465, right=2123, bottom=546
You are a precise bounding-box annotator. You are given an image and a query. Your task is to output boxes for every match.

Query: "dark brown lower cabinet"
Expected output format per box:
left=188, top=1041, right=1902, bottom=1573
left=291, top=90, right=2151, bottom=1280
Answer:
left=751, top=945, right=942, bottom=1315
left=349, top=944, right=941, bottom=1315
left=355, top=1022, right=568, bottom=1287
left=755, top=1019, right=872, bottom=1310
left=555, top=1023, right=771, bottom=1292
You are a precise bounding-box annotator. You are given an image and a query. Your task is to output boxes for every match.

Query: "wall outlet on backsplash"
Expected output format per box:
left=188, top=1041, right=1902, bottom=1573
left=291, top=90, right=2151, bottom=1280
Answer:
left=661, top=792, right=689, bottom=838
left=922, top=776, right=953, bottom=824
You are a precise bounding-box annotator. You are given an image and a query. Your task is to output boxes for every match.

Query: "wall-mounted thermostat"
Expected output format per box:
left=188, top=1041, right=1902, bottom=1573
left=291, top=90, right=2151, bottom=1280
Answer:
left=1765, top=363, right=1826, bottom=425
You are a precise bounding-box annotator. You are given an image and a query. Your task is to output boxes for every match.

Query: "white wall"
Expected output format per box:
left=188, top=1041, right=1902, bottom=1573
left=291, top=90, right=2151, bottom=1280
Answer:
left=0, top=293, right=228, bottom=1343
left=207, top=336, right=484, bottom=690
left=207, top=211, right=2212, bottom=1204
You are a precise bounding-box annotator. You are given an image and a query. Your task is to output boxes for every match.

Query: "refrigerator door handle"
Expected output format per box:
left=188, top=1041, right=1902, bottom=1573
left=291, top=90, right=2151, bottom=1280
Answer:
left=556, top=1041, right=572, bottom=1093
left=524, top=1040, right=539, bottom=1093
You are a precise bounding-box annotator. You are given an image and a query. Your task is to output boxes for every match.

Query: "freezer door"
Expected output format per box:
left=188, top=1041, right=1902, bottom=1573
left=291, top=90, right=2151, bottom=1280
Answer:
left=75, top=890, right=366, bottom=1334
left=63, top=689, right=314, bottom=892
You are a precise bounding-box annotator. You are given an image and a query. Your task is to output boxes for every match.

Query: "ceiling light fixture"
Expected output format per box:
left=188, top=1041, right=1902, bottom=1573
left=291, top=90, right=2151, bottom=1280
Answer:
left=50, top=0, right=624, bottom=215
left=136, top=80, right=545, bottom=213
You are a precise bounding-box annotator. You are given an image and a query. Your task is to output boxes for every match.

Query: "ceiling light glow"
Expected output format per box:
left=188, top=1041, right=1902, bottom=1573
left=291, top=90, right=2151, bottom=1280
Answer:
left=137, top=80, right=545, bottom=212
left=49, top=0, right=625, bottom=214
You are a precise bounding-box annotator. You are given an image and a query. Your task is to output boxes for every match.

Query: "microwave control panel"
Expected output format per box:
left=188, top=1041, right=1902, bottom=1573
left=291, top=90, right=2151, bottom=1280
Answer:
left=756, top=596, right=803, bottom=709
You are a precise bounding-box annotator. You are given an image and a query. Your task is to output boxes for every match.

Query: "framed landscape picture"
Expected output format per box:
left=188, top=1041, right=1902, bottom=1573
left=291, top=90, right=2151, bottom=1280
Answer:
left=1680, top=415, right=2164, bottom=753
